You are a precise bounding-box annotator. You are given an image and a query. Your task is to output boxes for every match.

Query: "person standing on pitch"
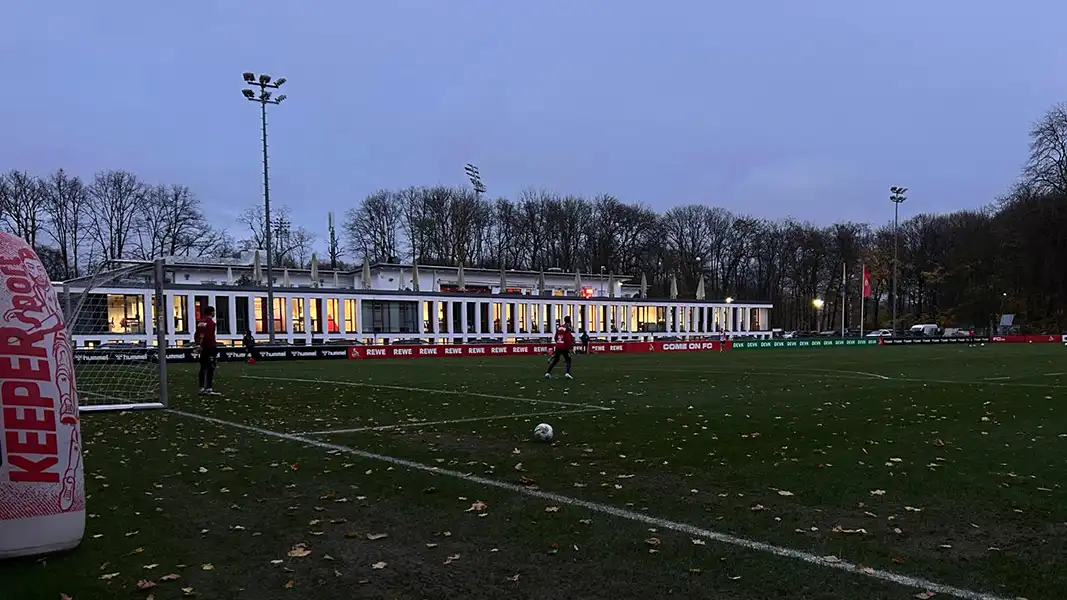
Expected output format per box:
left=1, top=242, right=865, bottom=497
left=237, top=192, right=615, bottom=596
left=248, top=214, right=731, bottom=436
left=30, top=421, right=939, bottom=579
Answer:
left=545, top=315, right=575, bottom=379
left=195, top=306, right=222, bottom=396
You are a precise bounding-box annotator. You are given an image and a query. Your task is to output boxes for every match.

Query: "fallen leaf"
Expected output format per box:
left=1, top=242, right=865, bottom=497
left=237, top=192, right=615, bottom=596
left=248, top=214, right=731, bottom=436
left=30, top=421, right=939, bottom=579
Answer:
left=915, top=593, right=935, bottom=600
left=136, top=580, right=156, bottom=590
left=444, top=553, right=460, bottom=565
left=366, top=533, right=389, bottom=541
left=466, top=501, right=488, bottom=513
left=691, top=538, right=706, bottom=545
left=284, top=580, right=296, bottom=589
left=777, top=490, right=794, bottom=497
left=287, top=543, right=312, bottom=558
left=870, top=489, right=886, bottom=496
left=506, top=574, right=520, bottom=582
left=160, top=574, right=180, bottom=581
left=181, top=588, right=195, bottom=597
left=750, top=504, right=766, bottom=511
left=201, top=564, right=214, bottom=571
left=371, top=561, right=387, bottom=570
left=544, top=506, right=560, bottom=513
left=100, top=573, right=120, bottom=581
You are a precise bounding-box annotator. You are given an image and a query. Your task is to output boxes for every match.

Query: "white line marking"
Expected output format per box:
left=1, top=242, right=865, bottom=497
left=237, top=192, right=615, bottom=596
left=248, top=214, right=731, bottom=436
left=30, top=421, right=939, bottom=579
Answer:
left=299, top=408, right=607, bottom=435
left=1045, top=372, right=1064, bottom=377
left=168, top=408, right=1013, bottom=600
left=242, top=375, right=609, bottom=411
left=983, top=376, right=1011, bottom=381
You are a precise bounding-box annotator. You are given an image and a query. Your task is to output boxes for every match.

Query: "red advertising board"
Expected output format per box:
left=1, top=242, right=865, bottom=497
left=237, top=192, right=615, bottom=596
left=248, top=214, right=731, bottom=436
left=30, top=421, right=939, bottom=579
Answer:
left=347, top=340, right=725, bottom=360
left=990, top=335, right=1062, bottom=344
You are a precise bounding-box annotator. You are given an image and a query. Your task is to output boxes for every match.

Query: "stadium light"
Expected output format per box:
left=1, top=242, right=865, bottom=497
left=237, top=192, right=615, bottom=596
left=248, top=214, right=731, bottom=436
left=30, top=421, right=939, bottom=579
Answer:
left=724, top=297, right=734, bottom=304
left=241, top=71, right=290, bottom=343
left=890, top=186, right=907, bottom=337
left=464, top=163, right=486, bottom=196
left=812, top=298, right=825, bottom=309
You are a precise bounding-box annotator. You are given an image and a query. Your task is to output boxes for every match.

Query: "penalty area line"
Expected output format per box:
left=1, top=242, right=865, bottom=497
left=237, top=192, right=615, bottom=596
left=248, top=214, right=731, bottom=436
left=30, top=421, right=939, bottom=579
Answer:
left=298, top=407, right=608, bottom=436
left=242, top=374, right=609, bottom=411
left=167, top=408, right=1013, bottom=600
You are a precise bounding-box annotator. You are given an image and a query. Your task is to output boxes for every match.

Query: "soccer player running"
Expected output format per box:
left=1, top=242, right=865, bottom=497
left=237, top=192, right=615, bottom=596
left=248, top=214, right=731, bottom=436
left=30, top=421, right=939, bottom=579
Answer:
left=545, top=315, right=575, bottom=380
left=195, top=306, right=222, bottom=396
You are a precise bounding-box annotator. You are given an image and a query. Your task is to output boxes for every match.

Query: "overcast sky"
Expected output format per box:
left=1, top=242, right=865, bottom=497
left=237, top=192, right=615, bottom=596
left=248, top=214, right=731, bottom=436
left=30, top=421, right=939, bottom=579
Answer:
left=3, top=0, right=1066, bottom=246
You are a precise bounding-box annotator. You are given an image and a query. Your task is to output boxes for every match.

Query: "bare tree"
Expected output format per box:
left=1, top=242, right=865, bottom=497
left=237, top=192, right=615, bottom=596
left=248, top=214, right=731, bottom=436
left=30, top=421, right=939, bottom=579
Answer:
left=1025, top=102, right=1067, bottom=195
left=0, top=170, right=46, bottom=247
left=135, top=184, right=227, bottom=259
left=342, top=191, right=401, bottom=262
left=237, top=204, right=316, bottom=267
left=42, top=169, right=89, bottom=279
left=87, top=170, right=146, bottom=260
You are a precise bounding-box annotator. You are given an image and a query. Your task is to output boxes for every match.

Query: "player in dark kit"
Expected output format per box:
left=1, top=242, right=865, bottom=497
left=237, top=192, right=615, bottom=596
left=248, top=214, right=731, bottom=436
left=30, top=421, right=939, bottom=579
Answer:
left=195, top=307, right=222, bottom=396
left=545, top=315, right=575, bottom=380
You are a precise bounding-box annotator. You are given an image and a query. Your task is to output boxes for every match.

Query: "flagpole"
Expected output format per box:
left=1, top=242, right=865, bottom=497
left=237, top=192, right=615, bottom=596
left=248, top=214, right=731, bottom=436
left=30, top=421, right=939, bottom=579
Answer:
left=840, top=262, right=846, bottom=337
left=859, top=264, right=865, bottom=337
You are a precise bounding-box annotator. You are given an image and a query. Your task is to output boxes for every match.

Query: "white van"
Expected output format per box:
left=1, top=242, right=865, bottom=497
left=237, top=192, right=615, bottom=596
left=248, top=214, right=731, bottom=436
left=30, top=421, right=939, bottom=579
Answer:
left=909, top=323, right=941, bottom=337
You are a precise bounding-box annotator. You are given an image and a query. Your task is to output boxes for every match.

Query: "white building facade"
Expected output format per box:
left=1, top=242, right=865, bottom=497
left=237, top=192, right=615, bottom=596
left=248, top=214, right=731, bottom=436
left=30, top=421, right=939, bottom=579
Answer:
left=61, top=257, right=773, bottom=348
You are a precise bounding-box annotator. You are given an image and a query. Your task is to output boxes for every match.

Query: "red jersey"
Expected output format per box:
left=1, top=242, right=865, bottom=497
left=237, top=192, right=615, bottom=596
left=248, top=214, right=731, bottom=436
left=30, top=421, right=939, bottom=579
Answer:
left=554, top=325, right=574, bottom=351
left=195, top=317, right=217, bottom=348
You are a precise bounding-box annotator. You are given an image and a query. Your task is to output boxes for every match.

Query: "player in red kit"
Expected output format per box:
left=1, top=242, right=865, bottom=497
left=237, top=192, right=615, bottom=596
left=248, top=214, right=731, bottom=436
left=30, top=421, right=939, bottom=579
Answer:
left=194, top=306, right=222, bottom=396
left=545, top=315, right=575, bottom=380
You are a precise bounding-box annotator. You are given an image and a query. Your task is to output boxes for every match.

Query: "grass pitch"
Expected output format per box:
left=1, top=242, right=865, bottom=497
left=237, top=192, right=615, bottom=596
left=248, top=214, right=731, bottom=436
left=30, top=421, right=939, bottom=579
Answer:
left=4, top=344, right=1066, bottom=599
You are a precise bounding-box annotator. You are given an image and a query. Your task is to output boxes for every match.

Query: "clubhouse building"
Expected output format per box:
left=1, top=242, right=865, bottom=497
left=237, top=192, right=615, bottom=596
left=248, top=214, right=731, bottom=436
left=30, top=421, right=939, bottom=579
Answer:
left=58, top=252, right=773, bottom=348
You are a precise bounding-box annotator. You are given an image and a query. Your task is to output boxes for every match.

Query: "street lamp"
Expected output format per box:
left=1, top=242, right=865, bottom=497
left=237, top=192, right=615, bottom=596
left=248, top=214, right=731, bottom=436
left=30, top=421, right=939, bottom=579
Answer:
left=812, top=298, right=825, bottom=309
left=889, top=186, right=907, bottom=337
left=242, top=72, right=288, bottom=342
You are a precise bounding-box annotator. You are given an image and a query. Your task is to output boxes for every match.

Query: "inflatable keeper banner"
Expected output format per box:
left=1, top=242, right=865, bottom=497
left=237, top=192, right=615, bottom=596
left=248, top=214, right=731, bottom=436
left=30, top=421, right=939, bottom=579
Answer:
left=0, top=232, right=86, bottom=559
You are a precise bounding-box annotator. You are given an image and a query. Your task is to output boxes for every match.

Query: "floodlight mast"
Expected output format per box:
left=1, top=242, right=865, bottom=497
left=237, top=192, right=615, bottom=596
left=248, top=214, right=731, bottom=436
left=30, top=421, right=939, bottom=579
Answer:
left=241, top=72, right=288, bottom=343
left=889, top=186, right=907, bottom=336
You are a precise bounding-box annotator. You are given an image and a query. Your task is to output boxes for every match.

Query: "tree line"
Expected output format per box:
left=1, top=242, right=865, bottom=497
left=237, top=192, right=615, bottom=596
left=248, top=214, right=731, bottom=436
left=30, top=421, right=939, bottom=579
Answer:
left=5, top=103, right=1067, bottom=332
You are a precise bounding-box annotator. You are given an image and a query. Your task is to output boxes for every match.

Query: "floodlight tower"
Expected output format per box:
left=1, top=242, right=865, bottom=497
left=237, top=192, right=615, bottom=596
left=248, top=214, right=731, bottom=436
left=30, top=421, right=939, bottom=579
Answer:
left=242, top=72, right=288, bottom=342
left=889, top=186, right=907, bottom=336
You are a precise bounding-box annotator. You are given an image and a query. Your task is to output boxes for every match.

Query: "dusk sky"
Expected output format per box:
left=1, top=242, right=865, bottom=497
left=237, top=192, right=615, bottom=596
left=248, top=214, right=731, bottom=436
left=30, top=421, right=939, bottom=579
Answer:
left=3, top=1, right=1066, bottom=248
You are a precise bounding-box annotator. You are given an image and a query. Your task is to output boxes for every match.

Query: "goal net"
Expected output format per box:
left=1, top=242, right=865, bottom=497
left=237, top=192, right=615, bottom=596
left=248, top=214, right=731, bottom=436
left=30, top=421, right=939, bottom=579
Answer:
left=62, top=259, right=169, bottom=413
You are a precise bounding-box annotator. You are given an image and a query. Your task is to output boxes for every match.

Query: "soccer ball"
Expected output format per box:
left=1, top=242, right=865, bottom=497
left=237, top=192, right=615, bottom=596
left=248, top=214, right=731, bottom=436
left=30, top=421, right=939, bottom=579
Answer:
left=533, top=423, right=554, bottom=442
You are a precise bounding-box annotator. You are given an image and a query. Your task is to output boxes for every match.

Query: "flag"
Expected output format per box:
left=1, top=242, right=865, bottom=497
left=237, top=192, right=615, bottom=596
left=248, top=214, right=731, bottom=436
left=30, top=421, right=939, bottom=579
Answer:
left=862, top=266, right=871, bottom=298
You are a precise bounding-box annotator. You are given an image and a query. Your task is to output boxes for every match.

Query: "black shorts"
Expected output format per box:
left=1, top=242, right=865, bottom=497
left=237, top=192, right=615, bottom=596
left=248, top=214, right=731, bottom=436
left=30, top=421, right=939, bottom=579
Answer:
left=552, top=348, right=571, bottom=359
left=200, top=346, right=218, bottom=365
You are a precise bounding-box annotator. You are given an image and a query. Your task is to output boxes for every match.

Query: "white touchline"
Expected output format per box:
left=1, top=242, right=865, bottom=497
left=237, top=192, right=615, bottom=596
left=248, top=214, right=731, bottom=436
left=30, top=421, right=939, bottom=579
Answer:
left=168, top=408, right=1012, bottom=600
left=298, top=407, right=608, bottom=436
left=242, top=375, right=609, bottom=411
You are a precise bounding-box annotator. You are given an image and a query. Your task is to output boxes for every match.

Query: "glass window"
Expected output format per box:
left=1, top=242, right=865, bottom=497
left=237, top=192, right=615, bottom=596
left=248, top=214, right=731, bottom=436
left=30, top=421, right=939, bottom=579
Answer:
left=236, top=296, right=249, bottom=335
left=106, top=294, right=144, bottom=334
left=326, top=298, right=339, bottom=333
left=344, top=299, right=357, bottom=333
left=173, top=296, right=189, bottom=334
left=215, top=296, right=231, bottom=335
left=310, top=298, right=323, bottom=334
left=291, top=298, right=306, bottom=333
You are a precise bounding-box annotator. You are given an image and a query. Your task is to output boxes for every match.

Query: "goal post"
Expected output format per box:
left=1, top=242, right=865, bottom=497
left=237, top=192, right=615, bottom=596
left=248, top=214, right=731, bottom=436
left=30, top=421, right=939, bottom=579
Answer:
left=66, top=258, right=169, bottom=413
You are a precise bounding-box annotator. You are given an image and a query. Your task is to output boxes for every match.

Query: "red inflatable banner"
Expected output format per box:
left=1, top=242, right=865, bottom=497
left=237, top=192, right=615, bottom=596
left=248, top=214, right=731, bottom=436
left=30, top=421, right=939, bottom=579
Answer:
left=347, top=340, right=726, bottom=360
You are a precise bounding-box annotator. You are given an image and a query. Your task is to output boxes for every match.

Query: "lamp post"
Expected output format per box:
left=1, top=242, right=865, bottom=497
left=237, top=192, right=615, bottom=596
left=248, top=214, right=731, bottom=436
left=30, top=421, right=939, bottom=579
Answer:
left=889, top=186, right=907, bottom=336
left=242, top=72, right=288, bottom=343
left=812, top=297, right=825, bottom=332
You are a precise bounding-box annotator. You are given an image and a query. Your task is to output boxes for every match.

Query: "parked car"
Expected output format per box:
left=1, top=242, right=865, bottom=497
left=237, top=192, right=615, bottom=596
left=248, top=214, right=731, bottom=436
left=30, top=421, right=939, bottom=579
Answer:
left=865, top=329, right=893, bottom=337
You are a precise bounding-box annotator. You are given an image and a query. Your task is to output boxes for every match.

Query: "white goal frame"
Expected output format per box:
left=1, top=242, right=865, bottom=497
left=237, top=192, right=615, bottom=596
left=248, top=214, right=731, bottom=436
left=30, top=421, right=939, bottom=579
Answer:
left=64, top=258, right=169, bottom=413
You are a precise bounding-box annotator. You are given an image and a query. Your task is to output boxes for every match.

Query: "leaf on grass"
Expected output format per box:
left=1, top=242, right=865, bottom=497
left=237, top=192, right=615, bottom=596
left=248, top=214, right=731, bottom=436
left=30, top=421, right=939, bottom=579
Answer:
left=544, top=506, right=560, bottom=513
left=284, top=580, right=296, bottom=589
left=892, top=556, right=906, bottom=564
left=831, top=526, right=868, bottom=535
left=750, top=504, right=766, bottom=512
left=366, top=533, right=388, bottom=541
left=645, top=537, right=661, bottom=547
left=870, top=489, right=886, bottom=496
left=506, top=574, right=520, bottom=582
left=466, top=501, right=488, bottom=513
left=691, top=538, right=706, bottom=545
left=323, top=554, right=335, bottom=561
left=201, top=564, right=214, bottom=571
left=100, top=573, right=120, bottom=581
left=444, top=554, right=460, bottom=565
left=915, top=593, right=935, bottom=600
left=287, top=544, right=312, bottom=558
left=160, top=574, right=180, bottom=581
left=136, top=580, right=156, bottom=590
left=143, top=564, right=158, bottom=570
left=426, top=543, right=438, bottom=548
left=518, top=476, right=537, bottom=486
left=181, top=588, right=196, bottom=597
left=270, top=560, right=283, bottom=565
left=371, top=561, right=387, bottom=570
left=61, top=595, right=73, bottom=600
left=777, top=490, right=794, bottom=497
